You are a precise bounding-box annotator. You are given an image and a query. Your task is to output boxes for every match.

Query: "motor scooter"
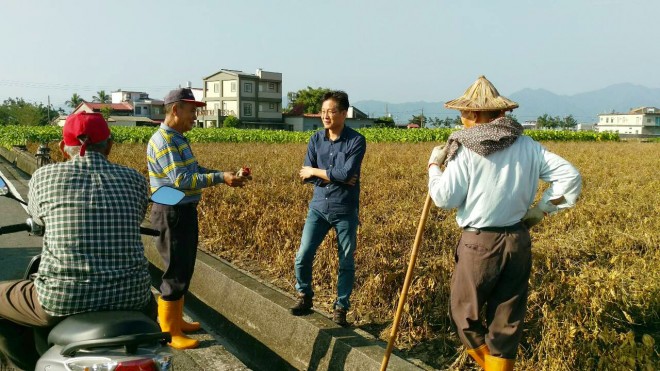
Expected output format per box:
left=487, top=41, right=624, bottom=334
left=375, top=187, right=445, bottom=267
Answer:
left=0, top=176, right=184, bottom=371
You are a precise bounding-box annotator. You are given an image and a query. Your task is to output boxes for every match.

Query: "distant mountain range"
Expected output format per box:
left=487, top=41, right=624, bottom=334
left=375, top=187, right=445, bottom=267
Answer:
left=354, top=83, right=660, bottom=124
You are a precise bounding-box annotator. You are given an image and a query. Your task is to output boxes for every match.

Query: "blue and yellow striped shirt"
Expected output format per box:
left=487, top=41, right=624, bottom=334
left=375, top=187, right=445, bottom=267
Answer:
left=147, top=124, right=223, bottom=204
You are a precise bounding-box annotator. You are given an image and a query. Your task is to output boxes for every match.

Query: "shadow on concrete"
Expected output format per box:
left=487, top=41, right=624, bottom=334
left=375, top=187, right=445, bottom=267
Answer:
left=148, top=263, right=295, bottom=371
left=308, top=324, right=402, bottom=371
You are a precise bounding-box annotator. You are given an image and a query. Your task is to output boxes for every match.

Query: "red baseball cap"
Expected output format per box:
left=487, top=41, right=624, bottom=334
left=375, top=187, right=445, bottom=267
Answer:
left=63, top=112, right=111, bottom=156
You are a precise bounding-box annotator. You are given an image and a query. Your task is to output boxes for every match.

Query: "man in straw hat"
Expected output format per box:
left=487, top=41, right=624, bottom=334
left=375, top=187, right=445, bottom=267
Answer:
left=427, top=76, right=582, bottom=370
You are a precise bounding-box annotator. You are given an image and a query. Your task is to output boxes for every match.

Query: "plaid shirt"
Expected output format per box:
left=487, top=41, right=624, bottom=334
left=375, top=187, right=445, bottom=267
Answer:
left=28, top=152, right=152, bottom=316
left=147, top=124, right=223, bottom=204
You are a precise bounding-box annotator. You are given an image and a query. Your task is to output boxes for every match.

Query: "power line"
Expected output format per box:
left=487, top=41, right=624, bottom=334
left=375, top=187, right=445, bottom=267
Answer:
left=0, top=79, right=174, bottom=92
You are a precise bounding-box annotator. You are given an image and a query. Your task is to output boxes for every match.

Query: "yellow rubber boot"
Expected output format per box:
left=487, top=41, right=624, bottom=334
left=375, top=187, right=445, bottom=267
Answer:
left=158, top=297, right=199, bottom=349
left=467, top=344, right=490, bottom=369
left=178, top=297, right=201, bottom=333
left=485, top=354, right=514, bottom=371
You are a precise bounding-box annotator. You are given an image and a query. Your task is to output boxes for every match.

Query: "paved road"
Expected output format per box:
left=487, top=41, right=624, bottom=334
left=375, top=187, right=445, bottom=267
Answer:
left=0, top=156, right=251, bottom=371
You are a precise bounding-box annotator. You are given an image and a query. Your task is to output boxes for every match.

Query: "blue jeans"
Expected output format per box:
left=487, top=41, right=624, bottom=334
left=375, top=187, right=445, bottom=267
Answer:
left=294, top=208, right=358, bottom=310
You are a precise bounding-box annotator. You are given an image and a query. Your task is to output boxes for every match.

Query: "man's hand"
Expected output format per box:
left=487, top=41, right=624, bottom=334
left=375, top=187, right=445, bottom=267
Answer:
left=428, top=145, right=448, bottom=168
left=236, top=166, right=253, bottom=180
left=344, top=175, right=358, bottom=186
left=522, top=205, right=545, bottom=228
left=299, top=166, right=316, bottom=180
left=223, top=172, right=246, bottom=187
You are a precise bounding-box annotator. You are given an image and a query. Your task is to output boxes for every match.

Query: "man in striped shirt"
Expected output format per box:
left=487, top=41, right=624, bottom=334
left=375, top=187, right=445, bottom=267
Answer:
left=147, top=88, right=247, bottom=349
left=0, top=112, right=155, bottom=370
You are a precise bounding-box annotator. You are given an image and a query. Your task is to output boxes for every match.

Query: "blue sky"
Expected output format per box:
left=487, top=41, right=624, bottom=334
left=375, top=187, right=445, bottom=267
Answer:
left=1, top=0, right=658, bottom=108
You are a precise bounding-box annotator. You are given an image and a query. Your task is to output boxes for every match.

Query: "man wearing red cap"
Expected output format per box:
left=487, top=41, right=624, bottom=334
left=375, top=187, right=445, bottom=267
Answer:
left=0, top=112, right=156, bottom=370
left=147, top=88, right=248, bottom=349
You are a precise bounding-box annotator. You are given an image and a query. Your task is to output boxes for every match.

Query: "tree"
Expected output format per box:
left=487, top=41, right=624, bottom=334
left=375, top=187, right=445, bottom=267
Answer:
left=92, top=90, right=110, bottom=103
left=373, top=116, right=395, bottom=128
left=65, top=93, right=84, bottom=110
left=286, top=87, right=331, bottom=114
left=425, top=117, right=440, bottom=128
left=409, top=114, right=428, bottom=127
left=506, top=113, right=518, bottom=122
left=561, top=115, right=578, bottom=130
left=537, top=114, right=558, bottom=129
left=100, top=106, right=112, bottom=120
left=223, top=115, right=241, bottom=128
left=448, top=116, right=462, bottom=127
left=0, top=98, right=62, bottom=126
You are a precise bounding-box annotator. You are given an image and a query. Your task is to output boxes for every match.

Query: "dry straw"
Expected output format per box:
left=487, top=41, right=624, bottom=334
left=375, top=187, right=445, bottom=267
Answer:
left=445, top=75, right=519, bottom=111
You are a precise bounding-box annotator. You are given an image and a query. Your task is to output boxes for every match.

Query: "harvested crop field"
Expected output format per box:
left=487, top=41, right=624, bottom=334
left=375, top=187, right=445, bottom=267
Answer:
left=40, top=140, right=660, bottom=370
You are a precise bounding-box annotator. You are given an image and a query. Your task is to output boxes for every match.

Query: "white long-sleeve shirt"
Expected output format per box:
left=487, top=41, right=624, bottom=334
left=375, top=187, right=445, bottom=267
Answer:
left=428, top=136, right=582, bottom=228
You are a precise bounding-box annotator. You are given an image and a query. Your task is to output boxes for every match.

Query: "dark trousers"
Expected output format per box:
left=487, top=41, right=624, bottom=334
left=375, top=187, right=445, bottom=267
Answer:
left=0, top=280, right=157, bottom=370
left=449, top=224, right=532, bottom=359
left=151, top=203, right=199, bottom=301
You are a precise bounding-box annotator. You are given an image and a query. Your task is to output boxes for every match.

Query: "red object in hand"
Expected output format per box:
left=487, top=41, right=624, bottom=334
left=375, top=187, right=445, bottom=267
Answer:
left=238, top=166, right=251, bottom=177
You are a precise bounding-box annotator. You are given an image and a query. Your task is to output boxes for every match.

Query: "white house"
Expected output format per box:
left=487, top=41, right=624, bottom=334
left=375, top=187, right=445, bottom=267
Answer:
left=597, top=107, right=660, bottom=135
left=111, top=89, right=165, bottom=123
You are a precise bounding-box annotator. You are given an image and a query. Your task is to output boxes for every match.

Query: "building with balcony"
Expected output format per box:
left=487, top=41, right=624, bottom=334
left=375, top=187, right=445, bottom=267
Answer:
left=597, top=107, right=660, bottom=136
left=111, top=89, right=165, bottom=123
left=199, top=68, right=283, bottom=128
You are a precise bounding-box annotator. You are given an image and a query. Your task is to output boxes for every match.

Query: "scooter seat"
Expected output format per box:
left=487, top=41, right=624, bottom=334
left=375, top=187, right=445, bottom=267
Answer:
left=48, top=311, right=161, bottom=346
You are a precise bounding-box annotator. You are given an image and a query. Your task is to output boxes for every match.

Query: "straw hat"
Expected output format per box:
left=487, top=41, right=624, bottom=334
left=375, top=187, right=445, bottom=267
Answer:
left=445, top=76, right=518, bottom=111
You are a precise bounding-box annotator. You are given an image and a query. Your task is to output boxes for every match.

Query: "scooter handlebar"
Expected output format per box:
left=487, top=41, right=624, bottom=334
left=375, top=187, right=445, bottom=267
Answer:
left=0, top=223, right=30, bottom=235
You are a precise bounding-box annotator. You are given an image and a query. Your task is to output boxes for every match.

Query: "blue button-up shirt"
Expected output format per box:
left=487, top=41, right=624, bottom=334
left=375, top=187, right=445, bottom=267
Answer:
left=305, top=126, right=366, bottom=214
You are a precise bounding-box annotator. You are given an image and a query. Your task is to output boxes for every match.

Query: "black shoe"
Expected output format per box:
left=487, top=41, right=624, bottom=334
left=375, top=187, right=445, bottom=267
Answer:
left=333, top=308, right=349, bottom=327
left=290, top=293, right=313, bottom=316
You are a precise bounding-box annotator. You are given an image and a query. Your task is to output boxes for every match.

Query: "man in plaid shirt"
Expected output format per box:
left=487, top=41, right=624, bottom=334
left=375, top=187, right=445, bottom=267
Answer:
left=0, top=113, right=155, bottom=370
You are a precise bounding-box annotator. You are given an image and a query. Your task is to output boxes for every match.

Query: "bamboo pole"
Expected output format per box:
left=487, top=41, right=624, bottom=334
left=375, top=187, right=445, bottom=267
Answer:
left=380, top=193, right=433, bottom=371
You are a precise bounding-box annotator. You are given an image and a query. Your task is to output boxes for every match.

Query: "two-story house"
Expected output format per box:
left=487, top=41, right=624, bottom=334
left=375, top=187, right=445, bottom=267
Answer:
left=199, top=68, right=283, bottom=128
left=597, top=107, right=660, bottom=136
left=111, top=89, right=165, bottom=123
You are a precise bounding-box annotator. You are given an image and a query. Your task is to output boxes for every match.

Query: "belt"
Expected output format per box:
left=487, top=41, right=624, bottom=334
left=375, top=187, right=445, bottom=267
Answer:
left=463, top=222, right=523, bottom=233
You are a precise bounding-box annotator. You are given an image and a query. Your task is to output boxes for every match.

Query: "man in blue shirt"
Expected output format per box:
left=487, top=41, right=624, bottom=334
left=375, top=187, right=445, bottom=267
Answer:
left=290, top=91, right=366, bottom=326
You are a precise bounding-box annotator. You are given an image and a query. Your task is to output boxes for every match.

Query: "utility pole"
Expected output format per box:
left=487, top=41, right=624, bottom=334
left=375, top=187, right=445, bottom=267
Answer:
left=421, top=108, right=424, bottom=128
left=47, top=95, right=51, bottom=123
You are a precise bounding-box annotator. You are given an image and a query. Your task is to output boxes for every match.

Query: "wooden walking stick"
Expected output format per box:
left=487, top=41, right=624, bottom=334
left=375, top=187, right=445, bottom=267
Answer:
left=380, top=192, right=434, bottom=371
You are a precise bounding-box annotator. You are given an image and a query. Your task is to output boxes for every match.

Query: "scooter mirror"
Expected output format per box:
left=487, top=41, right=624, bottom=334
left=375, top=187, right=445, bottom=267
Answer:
left=0, top=178, right=8, bottom=196
left=151, top=186, right=185, bottom=206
